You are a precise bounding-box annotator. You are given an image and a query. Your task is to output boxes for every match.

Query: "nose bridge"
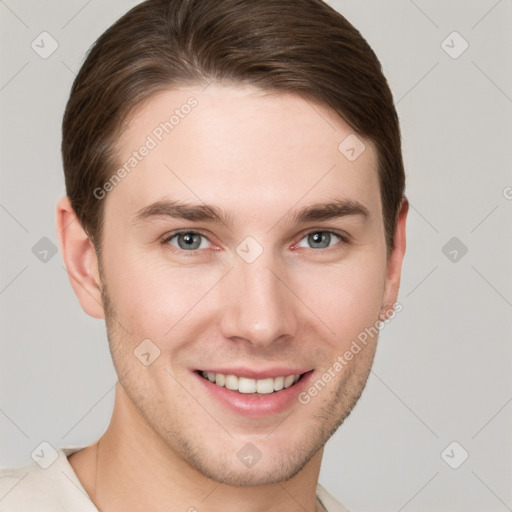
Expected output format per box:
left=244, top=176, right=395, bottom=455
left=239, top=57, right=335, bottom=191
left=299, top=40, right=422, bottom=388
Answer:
left=220, top=247, right=296, bottom=346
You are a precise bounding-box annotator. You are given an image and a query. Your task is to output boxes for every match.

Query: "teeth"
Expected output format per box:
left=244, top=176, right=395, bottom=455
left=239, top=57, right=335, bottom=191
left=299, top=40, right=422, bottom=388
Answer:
left=273, top=376, right=284, bottom=391
left=256, top=378, right=274, bottom=394
left=283, top=375, right=295, bottom=388
left=238, top=377, right=256, bottom=393
left=201, top=371, right=301, bottom=394
left=225, top=374, right=239, bottom=390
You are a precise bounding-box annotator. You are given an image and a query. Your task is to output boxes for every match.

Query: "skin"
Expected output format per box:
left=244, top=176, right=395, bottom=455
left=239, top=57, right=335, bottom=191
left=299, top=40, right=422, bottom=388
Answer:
left=57, top=83, right=408, bottom=512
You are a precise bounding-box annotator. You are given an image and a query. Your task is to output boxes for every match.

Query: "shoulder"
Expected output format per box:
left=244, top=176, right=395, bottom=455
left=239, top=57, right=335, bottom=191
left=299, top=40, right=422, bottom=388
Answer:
left=0, top=446, right=97, bottom=511
left=317, top=482, right=352, bottom=512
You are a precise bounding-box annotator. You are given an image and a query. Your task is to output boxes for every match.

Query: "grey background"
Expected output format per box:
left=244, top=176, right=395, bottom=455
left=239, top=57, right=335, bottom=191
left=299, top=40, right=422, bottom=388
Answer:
left=1, top=1, right=511, bottom=511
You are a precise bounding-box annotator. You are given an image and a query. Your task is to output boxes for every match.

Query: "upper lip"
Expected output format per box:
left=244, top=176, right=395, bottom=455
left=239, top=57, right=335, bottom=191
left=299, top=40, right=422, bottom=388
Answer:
left=197, top=367, right=312, bottom=379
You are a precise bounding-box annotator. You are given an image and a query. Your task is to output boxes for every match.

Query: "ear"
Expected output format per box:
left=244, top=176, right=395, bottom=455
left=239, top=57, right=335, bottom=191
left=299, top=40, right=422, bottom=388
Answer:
left=56, top=196, right=105, bottom=319
left=381, top=198, right=409, bottom=314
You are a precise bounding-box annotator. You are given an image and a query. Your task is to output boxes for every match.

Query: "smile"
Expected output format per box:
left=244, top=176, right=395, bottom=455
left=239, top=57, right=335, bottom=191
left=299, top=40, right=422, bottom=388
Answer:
left=199, top=371, right=302, bottom=394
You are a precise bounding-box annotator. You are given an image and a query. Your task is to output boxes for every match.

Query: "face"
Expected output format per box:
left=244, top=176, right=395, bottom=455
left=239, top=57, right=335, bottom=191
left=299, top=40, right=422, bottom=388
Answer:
left=95, top=83, right=402, bottom=485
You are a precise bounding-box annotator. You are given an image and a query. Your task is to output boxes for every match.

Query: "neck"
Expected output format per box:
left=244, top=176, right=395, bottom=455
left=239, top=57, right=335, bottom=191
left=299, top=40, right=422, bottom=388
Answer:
left=69, top=384, right=325, bottom=512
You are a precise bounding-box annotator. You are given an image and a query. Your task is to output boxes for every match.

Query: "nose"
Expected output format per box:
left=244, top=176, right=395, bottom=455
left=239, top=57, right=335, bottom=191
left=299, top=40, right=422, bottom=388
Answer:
left=219, top=250, right=297, bottom=348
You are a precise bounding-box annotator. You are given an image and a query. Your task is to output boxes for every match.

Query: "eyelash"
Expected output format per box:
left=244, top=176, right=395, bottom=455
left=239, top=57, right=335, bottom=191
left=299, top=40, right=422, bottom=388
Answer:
left=161, top=229, right=349, bottom=255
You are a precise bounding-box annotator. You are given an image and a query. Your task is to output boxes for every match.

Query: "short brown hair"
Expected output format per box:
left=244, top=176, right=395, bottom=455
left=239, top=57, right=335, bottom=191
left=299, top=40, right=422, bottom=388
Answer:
left=62, top=0, right=405, bottom=251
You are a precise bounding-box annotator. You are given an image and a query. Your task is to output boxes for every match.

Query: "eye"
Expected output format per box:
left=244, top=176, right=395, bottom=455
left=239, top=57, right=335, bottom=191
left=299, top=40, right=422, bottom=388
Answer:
left=296, top=231, right=343, bottom=250
left=164, top=231, right=211, bottom=251
left=162, top=229, right=346, bottom=254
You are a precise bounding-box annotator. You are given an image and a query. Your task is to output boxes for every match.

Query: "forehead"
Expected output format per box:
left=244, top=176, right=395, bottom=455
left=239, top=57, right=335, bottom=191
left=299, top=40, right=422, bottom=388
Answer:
left=106, top=83, right=381, bottom=225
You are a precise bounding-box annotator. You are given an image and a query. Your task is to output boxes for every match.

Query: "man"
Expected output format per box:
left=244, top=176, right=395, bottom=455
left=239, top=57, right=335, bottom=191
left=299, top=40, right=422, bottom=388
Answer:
left=0, top=0, right=407, bottom=510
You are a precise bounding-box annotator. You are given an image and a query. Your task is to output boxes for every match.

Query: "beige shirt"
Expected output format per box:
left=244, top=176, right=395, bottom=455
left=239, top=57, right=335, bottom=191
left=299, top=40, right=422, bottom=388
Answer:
left=0, top=447, right=350, bottom=511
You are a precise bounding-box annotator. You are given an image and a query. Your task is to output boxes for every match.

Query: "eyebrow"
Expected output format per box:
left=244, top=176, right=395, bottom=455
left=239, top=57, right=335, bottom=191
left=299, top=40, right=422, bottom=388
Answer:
left=133, top=198, right=369, bottom=228
left=290, top=199, right=369, bottom=224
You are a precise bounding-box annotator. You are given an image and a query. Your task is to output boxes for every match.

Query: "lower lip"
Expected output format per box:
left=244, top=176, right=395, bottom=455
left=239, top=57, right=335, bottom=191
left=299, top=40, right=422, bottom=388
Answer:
left=194, top=371, right=314, bottom=417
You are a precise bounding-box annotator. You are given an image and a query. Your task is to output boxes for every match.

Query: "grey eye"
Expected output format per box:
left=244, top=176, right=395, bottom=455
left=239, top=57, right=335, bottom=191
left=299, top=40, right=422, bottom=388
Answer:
left=297, top=231, right=341, bottom=249
left=168, top=232, right=208, bottom=251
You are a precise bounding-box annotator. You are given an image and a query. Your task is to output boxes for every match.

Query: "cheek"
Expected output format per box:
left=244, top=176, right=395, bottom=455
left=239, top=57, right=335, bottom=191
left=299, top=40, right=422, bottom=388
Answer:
left=103, top=250, right=221, bottom=344
left=102, top=238, right=387, bottom=353
left=297, top=255, right=386, bottom=345
left=101, top=248, right=184, bottom=333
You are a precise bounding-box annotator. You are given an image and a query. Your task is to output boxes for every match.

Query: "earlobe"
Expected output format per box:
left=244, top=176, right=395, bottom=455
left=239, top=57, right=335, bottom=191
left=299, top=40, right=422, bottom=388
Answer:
left=382, top=197, right=409, bottom=312
left=56, top=196, right=105, bottom=319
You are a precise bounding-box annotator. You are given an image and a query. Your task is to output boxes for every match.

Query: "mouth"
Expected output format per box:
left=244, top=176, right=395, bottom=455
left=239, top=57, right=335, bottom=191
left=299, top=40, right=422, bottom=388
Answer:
left=194, top=367, right=314, bottom=417
left=197, top=370, right=306, bottom=395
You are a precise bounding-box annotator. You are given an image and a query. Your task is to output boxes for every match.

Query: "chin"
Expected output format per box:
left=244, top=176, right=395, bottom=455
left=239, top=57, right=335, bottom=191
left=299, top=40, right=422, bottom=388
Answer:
left=170, top=429, right=327, bottom=488
left=191, top=454, right=312, bottom=488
